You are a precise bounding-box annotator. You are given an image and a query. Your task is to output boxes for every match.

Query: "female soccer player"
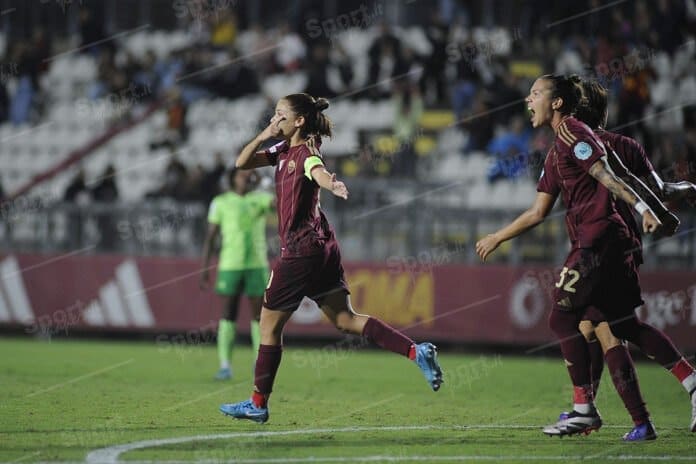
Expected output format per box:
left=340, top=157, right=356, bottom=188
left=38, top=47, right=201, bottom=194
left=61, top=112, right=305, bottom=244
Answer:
left=200, top=168, right=273, bottom=380
left=219, top=93, right=443, bottom=423
left=476, top=74, right=696, bottom=441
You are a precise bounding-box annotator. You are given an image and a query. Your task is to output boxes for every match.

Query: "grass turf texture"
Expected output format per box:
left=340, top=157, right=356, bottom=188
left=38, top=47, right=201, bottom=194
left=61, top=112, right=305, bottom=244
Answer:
left=1, top=337, right=694, bottom=463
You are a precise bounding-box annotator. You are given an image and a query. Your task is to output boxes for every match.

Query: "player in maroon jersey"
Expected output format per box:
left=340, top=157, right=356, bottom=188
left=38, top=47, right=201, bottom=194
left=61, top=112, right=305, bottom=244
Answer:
left=218, top=93, right=442, bottom=423
left=476, top=74, right=696, bottom=440
left=555, top=79, right=696, bottom=435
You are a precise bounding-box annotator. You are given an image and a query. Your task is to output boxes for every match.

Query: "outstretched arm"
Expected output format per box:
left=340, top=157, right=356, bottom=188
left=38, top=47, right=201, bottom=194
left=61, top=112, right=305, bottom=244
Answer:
left=311, top=167, right=349, bottom=199
left=476, top=191, right=557, bottom=261
left=588, top=156, right=662, bottom=233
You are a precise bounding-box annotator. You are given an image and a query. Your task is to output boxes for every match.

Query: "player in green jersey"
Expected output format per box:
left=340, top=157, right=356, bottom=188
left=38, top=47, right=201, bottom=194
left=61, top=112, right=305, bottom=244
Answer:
left=200, top=168, right=274, bottom=380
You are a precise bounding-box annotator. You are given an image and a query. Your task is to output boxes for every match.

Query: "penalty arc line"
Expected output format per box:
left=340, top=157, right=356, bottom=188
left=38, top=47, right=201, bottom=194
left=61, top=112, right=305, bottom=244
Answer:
left=85, top=425, right=696, bottom=463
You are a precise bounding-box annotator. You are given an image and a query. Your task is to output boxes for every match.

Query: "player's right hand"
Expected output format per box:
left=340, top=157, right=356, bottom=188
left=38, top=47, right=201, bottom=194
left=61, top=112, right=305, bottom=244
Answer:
left=642, top=210, right=662, bottom=234
left=258, top=116, right=284, bottom=141
left=475, top=234, right=500, bottom=262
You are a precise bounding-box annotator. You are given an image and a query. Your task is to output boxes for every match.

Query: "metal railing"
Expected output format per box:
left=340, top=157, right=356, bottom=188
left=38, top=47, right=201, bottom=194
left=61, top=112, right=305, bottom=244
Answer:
left=2, top=180, right=695, bottom=269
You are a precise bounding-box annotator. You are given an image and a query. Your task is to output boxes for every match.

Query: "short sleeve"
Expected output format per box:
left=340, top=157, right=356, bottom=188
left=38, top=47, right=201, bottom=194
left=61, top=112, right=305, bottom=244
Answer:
left=207, top=198, right=221, bottom=224
left=264, top=141, right=289, bottom=166
left=562, top=123, right=606, bottom=172
left=537, top=152, right=560, bottom=196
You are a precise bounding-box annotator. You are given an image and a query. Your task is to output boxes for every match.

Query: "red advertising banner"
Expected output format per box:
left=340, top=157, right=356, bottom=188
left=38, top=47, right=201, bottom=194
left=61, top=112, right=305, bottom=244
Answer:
left=2, top=253, right=695, bottom=351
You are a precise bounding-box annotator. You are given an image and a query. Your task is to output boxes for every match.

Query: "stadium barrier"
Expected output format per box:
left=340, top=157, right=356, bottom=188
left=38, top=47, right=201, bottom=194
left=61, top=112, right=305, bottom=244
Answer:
left=2, top=253, right=695, bottom=351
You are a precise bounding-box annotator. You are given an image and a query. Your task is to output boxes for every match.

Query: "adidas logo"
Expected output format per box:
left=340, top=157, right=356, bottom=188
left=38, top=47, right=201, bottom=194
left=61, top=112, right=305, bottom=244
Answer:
left=557, top=297, right=572, bottom=308
left=82, top=260, right=155, bottom=328
left=0, top=256, right=35, bottom=324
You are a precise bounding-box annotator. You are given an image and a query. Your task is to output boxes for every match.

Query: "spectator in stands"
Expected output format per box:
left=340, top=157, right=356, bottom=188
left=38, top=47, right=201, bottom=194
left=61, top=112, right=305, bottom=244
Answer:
left=64, top=168, right=89, bottom=249
left=91, top=164, right=119, bottom=251
left=486, top=115, right=532, bottom=183
left=460, top=93, right=493, bottom=153
left=392, top=86, right=423, bottom=177
left=273, top=21, right=306, bottom=73
left=211, top=11, right=238, bottom=48
left=0, top=79, right=8, bottom=123
left=150, top=89, right=189, bottom=149
left=304, top=43, right=337, bottom=98
left=367, top=23, right=404, bottom=99
left=199, top=152, right=227, bottom=206
left=422, top=12, right=449, bottom=105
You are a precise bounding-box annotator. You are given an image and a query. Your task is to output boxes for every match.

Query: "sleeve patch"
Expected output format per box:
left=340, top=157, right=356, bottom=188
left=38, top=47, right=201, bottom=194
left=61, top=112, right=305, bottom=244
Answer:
left=574, top=142, right=593, bottom=160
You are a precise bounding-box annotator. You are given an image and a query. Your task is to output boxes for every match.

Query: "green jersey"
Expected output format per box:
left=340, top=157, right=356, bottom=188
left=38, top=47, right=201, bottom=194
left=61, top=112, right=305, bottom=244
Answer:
left=207, top=190, right=274, bottom=271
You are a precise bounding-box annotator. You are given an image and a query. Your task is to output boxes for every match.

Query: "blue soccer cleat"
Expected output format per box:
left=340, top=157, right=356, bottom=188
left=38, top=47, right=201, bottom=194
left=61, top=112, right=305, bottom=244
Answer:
left=415, top=342, right=443, bottom=391
left=623, top=421, right=657, bottom=441
left=220, top=399, right=269, bottom=424
left=214, top=367, right=231, bottom=380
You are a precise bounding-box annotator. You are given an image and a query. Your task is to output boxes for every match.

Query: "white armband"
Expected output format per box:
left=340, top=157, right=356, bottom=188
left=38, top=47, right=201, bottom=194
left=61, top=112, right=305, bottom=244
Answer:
left=634, top=201, right=649, bottom=216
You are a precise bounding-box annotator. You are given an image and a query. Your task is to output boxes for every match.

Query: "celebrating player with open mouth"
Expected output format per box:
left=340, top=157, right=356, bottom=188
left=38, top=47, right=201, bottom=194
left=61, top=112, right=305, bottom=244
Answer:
left=219, top=93, right=443, bottom=424
left=475, top=74, right=696, bottom=440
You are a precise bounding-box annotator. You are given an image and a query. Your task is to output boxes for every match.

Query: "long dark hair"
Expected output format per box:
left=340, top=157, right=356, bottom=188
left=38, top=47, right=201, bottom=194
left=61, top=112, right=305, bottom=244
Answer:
left=283, top=93, right=333, bottom=139
left=540, top=74, right=584, bottom=115
left=575, top=79, right=608, bottom=129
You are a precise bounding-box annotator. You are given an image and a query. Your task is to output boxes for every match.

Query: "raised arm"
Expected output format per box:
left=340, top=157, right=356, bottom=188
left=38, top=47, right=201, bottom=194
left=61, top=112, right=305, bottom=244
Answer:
left=476, top=191, right=557, bottom=261
left=235, top=117, right=284, bottom=169
left=588, top=156, right=661, bottom=233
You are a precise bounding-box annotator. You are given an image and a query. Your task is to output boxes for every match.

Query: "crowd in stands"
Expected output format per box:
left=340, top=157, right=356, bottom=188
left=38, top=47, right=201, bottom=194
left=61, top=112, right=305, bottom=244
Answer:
left=0, top=0, right=694, bottom=204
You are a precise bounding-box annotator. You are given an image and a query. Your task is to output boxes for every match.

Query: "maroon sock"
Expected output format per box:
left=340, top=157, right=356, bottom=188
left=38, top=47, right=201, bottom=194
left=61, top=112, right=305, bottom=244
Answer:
left=362, top=317, right=414, bottom=357
left=588, top=340, right=604, bottom=397
left=549, top=309, right=592, bottom=390
left=605, top=345, right=650, bottom=425
left=252, top=344, right=282, bottom=407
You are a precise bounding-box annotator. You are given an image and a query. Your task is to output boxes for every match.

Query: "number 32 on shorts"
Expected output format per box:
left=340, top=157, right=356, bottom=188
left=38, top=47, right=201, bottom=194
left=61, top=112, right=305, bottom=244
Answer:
left=555, top=267, right=580, bottom=293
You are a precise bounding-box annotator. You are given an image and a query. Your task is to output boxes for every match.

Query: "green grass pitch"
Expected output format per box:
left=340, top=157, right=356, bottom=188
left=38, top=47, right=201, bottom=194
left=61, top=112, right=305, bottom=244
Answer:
left=1, top=336, right=695, bottom=463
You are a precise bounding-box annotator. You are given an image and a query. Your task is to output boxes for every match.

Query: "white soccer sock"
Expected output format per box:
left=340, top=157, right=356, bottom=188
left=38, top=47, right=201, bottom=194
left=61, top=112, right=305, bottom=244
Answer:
left=574, top=403, right=594, bottom=415
left=682, top=372, right=696, bottom=394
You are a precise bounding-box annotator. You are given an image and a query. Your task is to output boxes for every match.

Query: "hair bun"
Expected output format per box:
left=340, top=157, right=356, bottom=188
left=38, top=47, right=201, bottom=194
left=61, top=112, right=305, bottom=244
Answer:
left=314, top=97, right=329, bottom=111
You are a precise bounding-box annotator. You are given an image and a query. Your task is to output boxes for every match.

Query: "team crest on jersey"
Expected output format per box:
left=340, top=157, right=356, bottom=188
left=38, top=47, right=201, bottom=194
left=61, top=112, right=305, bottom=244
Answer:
left=574, top=142, right=592, bottom=160
left=287, top=160, right=296, bottom=173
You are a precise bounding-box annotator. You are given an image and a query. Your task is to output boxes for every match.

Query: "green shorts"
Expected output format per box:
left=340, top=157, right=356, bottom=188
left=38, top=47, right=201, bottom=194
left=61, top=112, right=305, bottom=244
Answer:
left=215, top=268, right=269, bottom=297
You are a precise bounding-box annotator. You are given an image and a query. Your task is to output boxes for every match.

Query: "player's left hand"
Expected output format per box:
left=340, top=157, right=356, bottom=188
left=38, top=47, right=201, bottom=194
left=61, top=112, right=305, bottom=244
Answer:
left=642, top=210, right=662, bottom=234
left=476, top=234, right=500, bottom=262
left=330, top=173, right=348, bottom=200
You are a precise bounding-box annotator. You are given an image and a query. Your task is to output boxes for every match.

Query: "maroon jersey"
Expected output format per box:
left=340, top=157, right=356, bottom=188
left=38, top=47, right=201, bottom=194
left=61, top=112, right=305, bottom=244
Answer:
left=265, top=141, right=335, bottom=258
left=596, top=128, right=655, bottom=265
left=537, top=116, right=628, bottom=248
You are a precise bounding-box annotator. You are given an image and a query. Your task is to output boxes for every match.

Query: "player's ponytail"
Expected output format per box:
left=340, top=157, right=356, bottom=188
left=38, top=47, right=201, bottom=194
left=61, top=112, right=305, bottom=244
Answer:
left=283, top=93, right=333, bottom=139
left=575, top=79, right=608, bottom=129
left=540, top=74, right=584, bottom=115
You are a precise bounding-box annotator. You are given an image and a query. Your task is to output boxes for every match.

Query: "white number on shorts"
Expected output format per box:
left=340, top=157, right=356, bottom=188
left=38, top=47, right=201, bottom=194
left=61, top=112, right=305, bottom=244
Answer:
left=555, top=266, right=580, bottom=293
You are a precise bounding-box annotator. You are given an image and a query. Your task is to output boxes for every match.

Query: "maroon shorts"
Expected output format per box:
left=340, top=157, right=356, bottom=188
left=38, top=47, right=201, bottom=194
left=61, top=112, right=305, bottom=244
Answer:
left=553, top=237, right=643, bottom=319
left=263, top=241, right=349, bottom=311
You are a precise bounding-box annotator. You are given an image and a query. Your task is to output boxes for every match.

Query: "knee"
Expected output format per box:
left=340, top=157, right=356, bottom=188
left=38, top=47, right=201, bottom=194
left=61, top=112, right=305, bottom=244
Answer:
left=578, top=320, right=595, bottom=342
